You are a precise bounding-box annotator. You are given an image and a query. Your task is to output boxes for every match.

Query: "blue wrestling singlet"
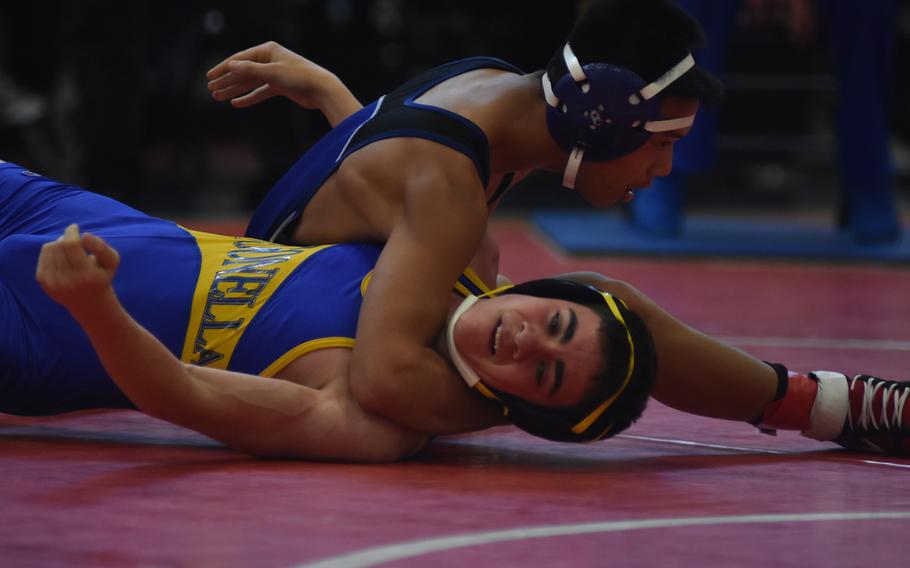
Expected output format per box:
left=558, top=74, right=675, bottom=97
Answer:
left=0, top=163, right=380, bottom=415
left=0, top=163, right=492, bottom=416
left=245, top=56, right=525, bottom=243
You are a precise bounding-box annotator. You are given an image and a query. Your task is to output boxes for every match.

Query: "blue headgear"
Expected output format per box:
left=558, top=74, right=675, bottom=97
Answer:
left=446, top=279, right=642, bottom=443
left=542, top=43, right=696, bottom=188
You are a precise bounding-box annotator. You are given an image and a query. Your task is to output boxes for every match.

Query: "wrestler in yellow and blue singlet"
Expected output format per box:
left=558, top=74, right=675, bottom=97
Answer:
left=0, top=162, right=490, bottom=415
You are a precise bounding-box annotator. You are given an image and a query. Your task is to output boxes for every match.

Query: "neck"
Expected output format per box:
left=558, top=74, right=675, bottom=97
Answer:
left=432, top=295, right=466, bottom=363
left=487, top=72, right=568, bottom=175
left=443, top=295, right=484, bottom=387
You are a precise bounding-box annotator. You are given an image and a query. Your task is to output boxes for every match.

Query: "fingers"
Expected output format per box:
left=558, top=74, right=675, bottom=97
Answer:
left=208, top=61, right=276, bottom=104
left=36, top=240, right=57, bottom=290
left=38, top=224, right=83, bottom=291
left=207, top=45, right=261, bottom=80
left=36, top=235, right=71, bottom=293
left=210, top=77, right=269, bottom=103
left=36, top=225, right=116, bottom=281
left=59, top=223, right=87, bottom=272
left=64, top=223, right=80, bottom=241
left=206, top=41, right=279, bottom=80
left=230, top=84, right=275, bottom=108
left=207, top=61, right=260, bottom=92
left=82, top=232, right=120, bottom=271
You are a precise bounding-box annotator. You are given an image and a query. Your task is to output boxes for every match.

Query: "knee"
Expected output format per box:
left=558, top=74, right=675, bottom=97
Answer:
left=597, top=279, right=647, bottom=309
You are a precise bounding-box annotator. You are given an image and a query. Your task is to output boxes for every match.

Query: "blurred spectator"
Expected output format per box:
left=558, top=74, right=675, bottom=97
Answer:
left=6, top=1, right=903, bottom=223
left=631, top=0, right=903, bottom=243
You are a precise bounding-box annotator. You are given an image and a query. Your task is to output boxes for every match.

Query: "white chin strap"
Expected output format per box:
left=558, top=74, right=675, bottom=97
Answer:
left=446, top=295, right=483, bottom=387
left=544, top=44, right=697, bottom=189
left=563, top=147, right=585, bottom=189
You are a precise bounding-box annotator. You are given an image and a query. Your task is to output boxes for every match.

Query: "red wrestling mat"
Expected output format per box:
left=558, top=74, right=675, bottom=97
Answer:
left=2, top=219, right=909, bottom=567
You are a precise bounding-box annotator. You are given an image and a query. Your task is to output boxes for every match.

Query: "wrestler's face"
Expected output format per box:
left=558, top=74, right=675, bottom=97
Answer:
left=572, top=97, right=699, bottom=207
left=452, top=294, right=603, bottom=408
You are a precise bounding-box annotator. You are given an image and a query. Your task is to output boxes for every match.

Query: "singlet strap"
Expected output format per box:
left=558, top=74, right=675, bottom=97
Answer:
left=343, top=57, right=524, bottom=190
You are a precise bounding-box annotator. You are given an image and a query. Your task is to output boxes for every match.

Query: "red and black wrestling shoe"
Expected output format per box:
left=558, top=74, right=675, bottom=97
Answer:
left=832, top=373, right=910, bottom=456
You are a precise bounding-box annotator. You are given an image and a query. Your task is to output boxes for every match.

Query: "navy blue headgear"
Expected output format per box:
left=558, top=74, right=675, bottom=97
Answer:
left=542, top=44, right=696, bottom=188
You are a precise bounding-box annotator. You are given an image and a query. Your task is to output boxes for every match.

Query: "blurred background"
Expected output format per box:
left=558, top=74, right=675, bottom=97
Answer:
left=0, top=0, right=908, bottom=230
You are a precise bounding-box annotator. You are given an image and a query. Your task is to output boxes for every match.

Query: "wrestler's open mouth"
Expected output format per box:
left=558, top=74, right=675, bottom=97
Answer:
left=491, top=319, right=502, bottom=356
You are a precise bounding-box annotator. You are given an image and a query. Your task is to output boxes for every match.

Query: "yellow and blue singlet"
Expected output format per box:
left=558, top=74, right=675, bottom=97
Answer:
left=0, top=163, right=380, bottom=415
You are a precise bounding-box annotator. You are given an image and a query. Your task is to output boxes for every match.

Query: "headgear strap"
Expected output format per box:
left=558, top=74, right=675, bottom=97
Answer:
left=570, top=292, right=635, bottom=435
left=445, top=295, right=483, bottom=387
left=445, top=284, right=514, bottom=392
left=563, top=43, right=589, bottom=88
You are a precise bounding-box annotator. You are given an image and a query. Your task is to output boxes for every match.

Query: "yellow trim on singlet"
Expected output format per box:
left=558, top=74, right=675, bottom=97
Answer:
left=360, top=271, right=374, bottom=297
left=259, top=337, right=356, bottom=377
left=454, top=281, right=472, bottom=298
left=180, top=229, right=331, bottom=369
left=461, top=266, right=492, bottom=294
left=363, top=266, right=490, bottom=299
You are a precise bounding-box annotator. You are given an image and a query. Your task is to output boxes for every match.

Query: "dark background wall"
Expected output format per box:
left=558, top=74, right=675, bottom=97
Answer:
left=1, top=0, right=908, bottom=217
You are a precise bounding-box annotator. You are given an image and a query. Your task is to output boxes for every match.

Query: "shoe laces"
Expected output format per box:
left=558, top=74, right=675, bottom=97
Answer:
left=848, top=375, right=909, bottom=432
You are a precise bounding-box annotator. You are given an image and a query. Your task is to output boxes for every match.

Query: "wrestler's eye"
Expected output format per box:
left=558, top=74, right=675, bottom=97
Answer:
left=536, top=362, right=545, bottom=387
left=549, top=312, right=560, bottom=335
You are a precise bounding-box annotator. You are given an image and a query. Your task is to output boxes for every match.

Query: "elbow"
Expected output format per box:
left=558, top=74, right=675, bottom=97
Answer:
left=349, top=354, right=416, bottom=416
left=356, top=432, right=430, bottom=464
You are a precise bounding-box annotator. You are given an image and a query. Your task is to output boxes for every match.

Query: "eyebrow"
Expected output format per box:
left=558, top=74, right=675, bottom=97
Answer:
left=561, top=309, right=578, bottom=344
left=550, top=361, right=564, bottom=397
left=549, top=309, right=576, bottom=397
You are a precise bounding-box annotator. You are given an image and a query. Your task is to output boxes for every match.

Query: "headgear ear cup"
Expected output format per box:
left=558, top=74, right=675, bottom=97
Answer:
left=542, top=43, right=696, bottom=188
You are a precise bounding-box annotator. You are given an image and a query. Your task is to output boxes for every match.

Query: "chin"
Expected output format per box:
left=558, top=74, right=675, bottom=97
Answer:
left=589, top=193, right=623, bottom=208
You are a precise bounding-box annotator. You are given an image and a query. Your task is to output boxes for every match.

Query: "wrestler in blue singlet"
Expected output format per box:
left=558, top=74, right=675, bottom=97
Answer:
left=0, top=163, right=395, bottom=415
left=245, top=57, right=525, bottom=244
left=0, top=162, right=491, bottom=416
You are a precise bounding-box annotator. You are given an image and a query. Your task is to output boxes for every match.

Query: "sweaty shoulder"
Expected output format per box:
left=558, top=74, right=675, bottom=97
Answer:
left=293, top=135, right=486, bottom=244
left=343, top=136, right=486, bottom=205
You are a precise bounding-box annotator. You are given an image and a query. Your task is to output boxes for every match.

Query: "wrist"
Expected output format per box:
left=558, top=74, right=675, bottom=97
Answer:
left=66, top=288, right=121, bottom=324
left=313, top=73, right=362, bottom=125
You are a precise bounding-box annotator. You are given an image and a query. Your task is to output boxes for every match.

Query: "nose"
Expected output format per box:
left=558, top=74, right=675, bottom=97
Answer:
left=650, top=149, right=673, bottom=178
left=513, top=324, right=556, bottom=360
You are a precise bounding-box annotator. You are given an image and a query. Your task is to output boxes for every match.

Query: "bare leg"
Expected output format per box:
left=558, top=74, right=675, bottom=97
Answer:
left=561, top=272, right=910, bottom=455
left=559, top=272, right=777, bottom=421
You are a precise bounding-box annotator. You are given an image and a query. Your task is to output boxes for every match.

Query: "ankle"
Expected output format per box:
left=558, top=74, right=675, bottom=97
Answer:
left=757, top=371, right=819, bottom=432
left=756, top=371, right=849, bottom=441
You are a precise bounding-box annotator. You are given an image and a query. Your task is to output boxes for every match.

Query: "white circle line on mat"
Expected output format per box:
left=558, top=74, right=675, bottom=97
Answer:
left=298, top=511, right=910, bottom=568
left=717, top=335, right=910, bottom=352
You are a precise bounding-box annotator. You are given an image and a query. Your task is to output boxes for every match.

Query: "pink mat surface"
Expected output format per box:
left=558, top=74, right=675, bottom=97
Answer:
left=2, top=220, right=908, bottom=567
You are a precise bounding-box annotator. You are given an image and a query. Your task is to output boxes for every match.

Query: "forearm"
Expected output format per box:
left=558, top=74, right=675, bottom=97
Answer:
left=312, top=72, right=363, bottom=127
left=355, top=347, right=505, bottom=434
left=71, top=293, right=424, bottom=460
left=67, top=292, right=207, bottom=425
left=348, top=163, right=493, bottom=432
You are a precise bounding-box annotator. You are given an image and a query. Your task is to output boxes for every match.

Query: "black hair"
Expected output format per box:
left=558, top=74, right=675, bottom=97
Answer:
left=491, top=278, right=658, bottom=443
left=546, top=0, right=724, bottom=105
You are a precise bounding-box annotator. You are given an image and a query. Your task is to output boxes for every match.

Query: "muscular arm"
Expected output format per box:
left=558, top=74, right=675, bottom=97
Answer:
left=37, top=228, right=424, bottom=462
left=348, top=147, right=504, bottom=434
